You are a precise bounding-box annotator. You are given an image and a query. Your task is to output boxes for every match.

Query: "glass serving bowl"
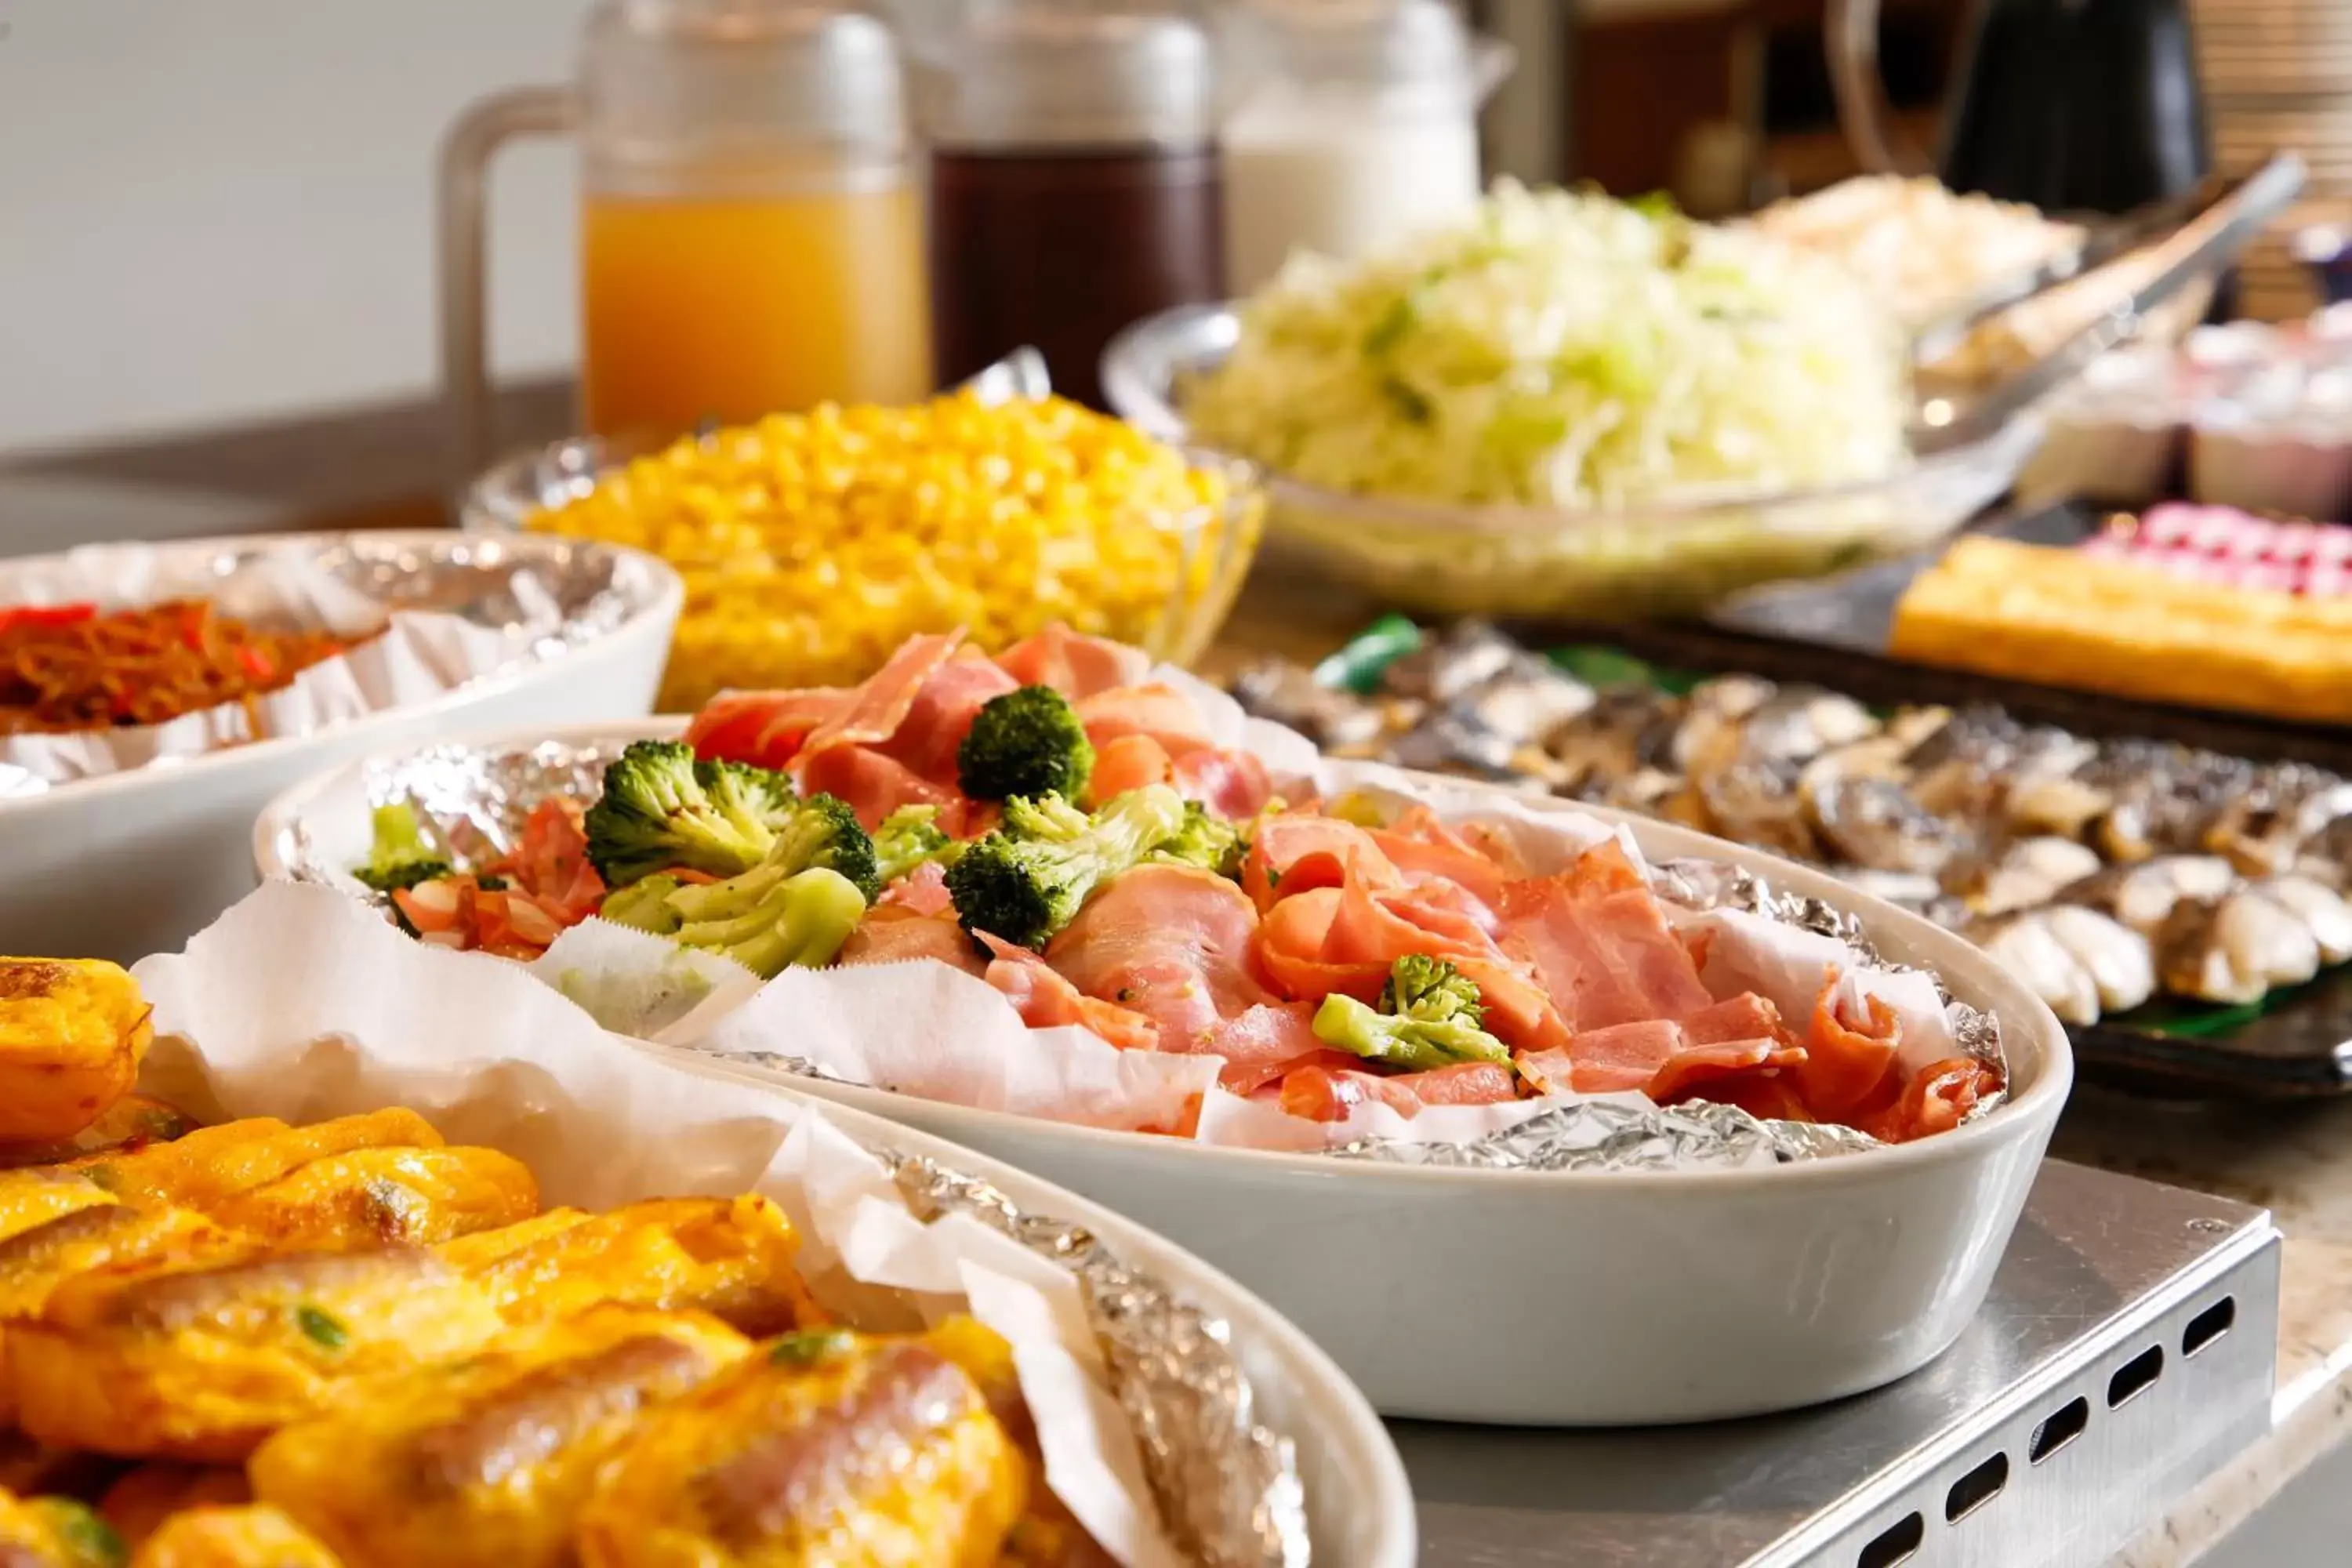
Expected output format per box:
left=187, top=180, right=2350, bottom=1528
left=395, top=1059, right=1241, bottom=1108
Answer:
left=1101, top=303, right=2045, bottom=619
left=459, top=420, right=1264, bottom=712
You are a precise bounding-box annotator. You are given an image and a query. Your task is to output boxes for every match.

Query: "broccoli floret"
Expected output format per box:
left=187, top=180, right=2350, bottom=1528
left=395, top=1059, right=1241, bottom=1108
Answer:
left=873, top=804, right=953, bottom=884
left=662, top=792, right=878, bottom=917
left=1312, top=955, right=1509, bottom=1073
left=352, top=802, right=452, bottom=894
left=1154, top=800, right=1245, bottom=879
left=945, top=785, right=1189, bottom=949
left=672, top=866, right=869, bottom=978
left=956, top=685, right=1096, bottom=803
left=581, top=740, right=796, bottom=887
left=598, top=873, right=687, bottom=936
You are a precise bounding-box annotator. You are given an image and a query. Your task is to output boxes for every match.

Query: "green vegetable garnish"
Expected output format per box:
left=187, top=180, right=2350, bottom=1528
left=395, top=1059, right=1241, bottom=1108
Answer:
left=945, top=786, right=1191, bottom=949
left=41, top=1501, right=125, bottom=1568
left=770, top=1327, right=857, bottom=1366
left=296, top=1304, right=349, bottom=1351
left=956, top=686, right=1096, bottom=804
left=1312, top=954, right=1510, bottom=1073
left=352, top=800, right=452, bottom=895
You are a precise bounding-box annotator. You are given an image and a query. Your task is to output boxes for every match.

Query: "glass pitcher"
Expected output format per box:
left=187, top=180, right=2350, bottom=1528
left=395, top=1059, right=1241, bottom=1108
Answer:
left=1826, top=0, right=2208, bottom=213
left=438, top=0, right=934, bottom=477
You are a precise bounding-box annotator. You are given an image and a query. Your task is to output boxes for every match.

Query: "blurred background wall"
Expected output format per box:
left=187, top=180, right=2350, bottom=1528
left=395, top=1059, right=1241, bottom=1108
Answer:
left=0, top=0, right=593, bottom=456
left=0, top=0, right=1970, bottom=457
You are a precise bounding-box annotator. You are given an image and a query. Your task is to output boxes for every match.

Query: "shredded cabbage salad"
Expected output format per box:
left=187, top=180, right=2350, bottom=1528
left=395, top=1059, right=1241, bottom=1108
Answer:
left=1184, top=183, right=1915, bottom=510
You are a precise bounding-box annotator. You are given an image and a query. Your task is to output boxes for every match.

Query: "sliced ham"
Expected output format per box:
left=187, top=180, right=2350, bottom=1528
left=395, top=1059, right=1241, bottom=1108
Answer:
left=1860, top=1056, right=1999, bottom=1143
left=798, top=630, right=964, bottom=762
left=1367, top=808, right=1514, bottom=916
left=1045, top=865, right=1269, bottom=1044
left=1076, top=683, right=1218, bottom=757
left=1791, top=978, right=1904, bottom=1121
left=685, top=686, right=849, bottom=768
left=978, top=936, right=1160, bottom=1051
left=499, top=797, right=606, bottom=926
left=1277, top=1060, right=1520, bottom=1121
left=1561, top=1018, right=1687, bottom=1093
left=874, top=652, right=1020, bottom=782
left=1645, top=1039, right=1809, bottom=1105
left=1196, top=1003, right=1345, bottom=1094
left=1250, top=874, right=1566, bottom=1048
left=839, top=907, right=985, bottom=976
left=1172, top=747, right=1274, bottom=820
left=1087, top=734, right=1175, bottom=805
left=797, top=745, right=964, bottom=833
left=994, top=623, right=1152, bottom=700
left=1241, top=816, right=1399, bottom=913
left=1499, top=856, right=1715, bottom=1033
left=879, top=859, right=954, bottom=917
left=1680, top=992, right=1788, bottom=1047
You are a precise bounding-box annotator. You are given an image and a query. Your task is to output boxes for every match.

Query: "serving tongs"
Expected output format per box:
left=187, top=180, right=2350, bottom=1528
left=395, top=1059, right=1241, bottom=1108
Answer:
left=1911, top=152, right=2307, bottom=456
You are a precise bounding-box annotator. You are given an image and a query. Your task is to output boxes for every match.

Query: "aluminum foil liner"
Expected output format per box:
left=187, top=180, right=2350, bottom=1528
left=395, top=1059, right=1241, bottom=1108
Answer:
left=289, top=742, right=2009, bottom=1177
left=0, top=533, right=665, bottom=794
left=1330, top=1097, right=1881, bottom=1171
left=883, top=1149, right=1308, bottom=1568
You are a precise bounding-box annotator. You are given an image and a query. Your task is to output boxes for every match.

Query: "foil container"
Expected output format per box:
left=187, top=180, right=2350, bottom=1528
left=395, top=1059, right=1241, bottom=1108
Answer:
left=0, top=532, right=666, bottom=795
left=884, top=1149, right=1308, bottom=1568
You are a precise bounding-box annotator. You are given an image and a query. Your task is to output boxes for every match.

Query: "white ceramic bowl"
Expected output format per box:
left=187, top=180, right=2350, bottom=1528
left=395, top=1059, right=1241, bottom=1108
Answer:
left=2, top=532, right=681, bottom=964
left=258, top=720, right=2071, bottom=1426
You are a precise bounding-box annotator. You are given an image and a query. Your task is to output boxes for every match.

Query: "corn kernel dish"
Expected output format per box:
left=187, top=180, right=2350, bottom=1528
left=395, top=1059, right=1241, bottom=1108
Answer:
left=500, top=391, right=1263, bottom=712
left=0, top=1102, right=1111, bottom=1568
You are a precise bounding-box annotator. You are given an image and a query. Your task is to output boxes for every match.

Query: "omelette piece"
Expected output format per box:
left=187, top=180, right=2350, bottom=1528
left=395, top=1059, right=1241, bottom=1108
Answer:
left=129, top=1505, right=341, bottom=1568
left=575, top=1327, right=1025, bottom=1568
left=0, top=957, right=150, bottom=1145
left=0, top=1205, right=249, bottom=1321
left=438, top=1196, right=819, bottom=1335
left=0, top=1097, right=202, bottom=1171
left=0, top=1169, right=117, bottom=1249
left=250, top=1305, right=750, bottom=1568
left=0, top=1204, right=252, bottom=1428
left=71, top=1111, right=442, bottom=1212
left=916, top=1319, right=1116, bottom=1568
left=0, top=1490, right=125, bottom=1568
left=204, top=1145, right=539, bottom=1250
left=8, top=1243, right=507, bottom=1461
left=100, top=1465, right=255, bottom=1549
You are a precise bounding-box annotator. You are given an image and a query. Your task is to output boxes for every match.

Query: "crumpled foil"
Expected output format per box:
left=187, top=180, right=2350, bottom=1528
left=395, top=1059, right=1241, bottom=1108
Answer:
left=1330, top=1097, right=1881, bottom=1171
left=884, top=1149, right=1309, bottom=1568
left=289, top=744, right=2009, bottom=1178
left=0, top=533, right=663, bottom=798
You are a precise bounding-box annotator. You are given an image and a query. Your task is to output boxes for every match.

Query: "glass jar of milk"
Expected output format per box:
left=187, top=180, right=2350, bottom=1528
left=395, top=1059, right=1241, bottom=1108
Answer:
left=1219, top=0, right=1513, bottom=293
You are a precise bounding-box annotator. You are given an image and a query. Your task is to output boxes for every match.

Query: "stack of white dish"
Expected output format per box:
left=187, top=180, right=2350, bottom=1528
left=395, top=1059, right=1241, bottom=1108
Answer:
left=2195, top=0, right=2352, bottom=318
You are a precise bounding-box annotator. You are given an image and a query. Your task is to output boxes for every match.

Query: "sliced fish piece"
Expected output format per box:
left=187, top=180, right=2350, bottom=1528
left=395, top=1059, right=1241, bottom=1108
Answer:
left=2056, top=855, right=2239, bottom=936
left=1382, top=620, right=1519, bottom=702
left=1802, top=772, right=1962, bottom=875
left=1976, top=912, right=2103, bottom=1025
left=2204, top=764, right=2352, bottom=878
left=1462, top=662, right=1597, bottom=746
left=2157, top=890, right=2321, bottom=1005
left=1947, top=836, right=2104, bottom=917
left=2254, top=875, right=2352, bottom=966
left=2038, top=904, right=2157, bottom=1015
left=1229, top=661, right=1392, bottom=751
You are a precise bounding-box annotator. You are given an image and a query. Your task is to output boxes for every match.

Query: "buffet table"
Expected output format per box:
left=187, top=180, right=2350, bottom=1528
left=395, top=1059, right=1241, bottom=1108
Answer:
left=8, top=399, right=2351, bottom=1564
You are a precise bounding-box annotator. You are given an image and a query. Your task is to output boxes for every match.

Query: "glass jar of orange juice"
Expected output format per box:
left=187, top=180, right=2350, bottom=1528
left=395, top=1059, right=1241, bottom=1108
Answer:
left=439, top=1, right=933, bottom=474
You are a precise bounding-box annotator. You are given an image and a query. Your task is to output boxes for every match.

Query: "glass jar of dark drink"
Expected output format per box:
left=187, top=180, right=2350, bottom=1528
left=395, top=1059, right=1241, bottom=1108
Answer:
left=913, top=5, right=1225, bottom=410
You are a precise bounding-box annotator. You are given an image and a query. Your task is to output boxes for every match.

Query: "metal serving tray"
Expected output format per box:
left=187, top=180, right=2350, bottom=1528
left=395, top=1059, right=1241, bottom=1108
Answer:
left=1401, top=1160, right=2278, bottom=1566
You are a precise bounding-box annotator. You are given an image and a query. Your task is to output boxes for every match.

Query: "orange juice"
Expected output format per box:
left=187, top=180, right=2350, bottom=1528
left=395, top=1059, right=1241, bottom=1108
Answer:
left=579, top=184, right=933, bottom=439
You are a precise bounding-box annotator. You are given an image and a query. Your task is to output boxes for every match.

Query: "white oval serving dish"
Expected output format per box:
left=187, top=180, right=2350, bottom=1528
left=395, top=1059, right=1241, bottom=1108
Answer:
left=2, top=532, right=681, bottom=964
left=258, top=717, right=2071, bottom=1426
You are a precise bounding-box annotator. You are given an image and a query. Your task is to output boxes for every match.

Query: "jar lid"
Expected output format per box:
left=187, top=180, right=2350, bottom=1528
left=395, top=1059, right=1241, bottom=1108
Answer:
left=1225, top=0, right=1496, bottom=102
left=909, top=3, right=1219, bottom=151
left=584, top=1, right=911, bottom=185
